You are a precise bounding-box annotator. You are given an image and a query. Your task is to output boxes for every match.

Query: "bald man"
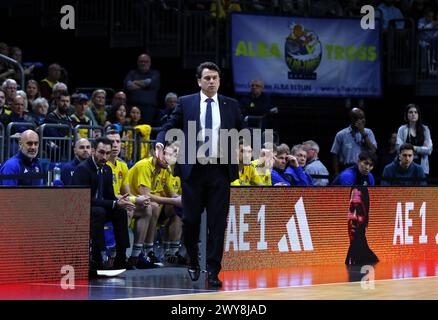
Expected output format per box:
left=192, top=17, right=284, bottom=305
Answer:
left=0, top=129, right=44, bottom=186
left=124, top=53, right=160, bottom=125
left=331, top=107, right=377, bottom=176
left=61, top=138, right=92, bottom=185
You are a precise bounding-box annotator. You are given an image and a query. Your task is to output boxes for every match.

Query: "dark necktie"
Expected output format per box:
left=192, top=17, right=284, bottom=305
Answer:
left=205, top=98, right=213, bottom=157
left=96, top=167, right=104, bottom=200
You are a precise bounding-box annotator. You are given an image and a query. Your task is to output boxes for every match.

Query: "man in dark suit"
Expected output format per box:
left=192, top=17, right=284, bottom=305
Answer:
left=156, top=61, right=246, bottom=287
left=72, top=137, right=135, bottom=273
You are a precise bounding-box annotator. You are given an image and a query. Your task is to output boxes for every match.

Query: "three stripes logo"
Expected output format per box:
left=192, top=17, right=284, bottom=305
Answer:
left=278, top=197, right=314, bottom=252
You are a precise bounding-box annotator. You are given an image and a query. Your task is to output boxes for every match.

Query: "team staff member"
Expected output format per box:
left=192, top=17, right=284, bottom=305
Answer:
left=72, top=137, right=135, bottom=273
left=61, top=138, right=91, bottom=185
left=156, top=61, right=245, bottom=287
left=0, top=129, right=44, bottom=186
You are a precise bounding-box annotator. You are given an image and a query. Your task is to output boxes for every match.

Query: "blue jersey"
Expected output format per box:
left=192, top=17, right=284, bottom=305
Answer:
left=332, top=165, right=375, bottom=186
left=0, top=152, right=44, bottom=186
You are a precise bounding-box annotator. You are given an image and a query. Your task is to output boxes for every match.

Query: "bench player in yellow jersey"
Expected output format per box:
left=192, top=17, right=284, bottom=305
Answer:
left=128, top=141, right=182, bottom=264
left=106, top=129, right=152, bottom=269
left=251, top=142, right=276, bottom=186
left=158, top=142, right=185, bottom=265
left=231, top=138, right=264, bottom=186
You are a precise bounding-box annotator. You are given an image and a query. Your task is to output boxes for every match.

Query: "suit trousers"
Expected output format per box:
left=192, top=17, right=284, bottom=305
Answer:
left=181, top=163, right=231, bottom=275
left=90, top=206, right=129, bottom=262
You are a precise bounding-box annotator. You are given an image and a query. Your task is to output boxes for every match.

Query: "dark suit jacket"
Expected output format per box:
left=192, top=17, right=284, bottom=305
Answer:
left=71, top=157, right=117, bottom=211
left=157, top=92, right=246, bottom=182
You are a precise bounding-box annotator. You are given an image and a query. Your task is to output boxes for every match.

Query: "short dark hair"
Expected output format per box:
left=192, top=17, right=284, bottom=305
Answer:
left=93, top=137, right=112, bottom=149
left=196, top=61, right=221, bottom=79
left=358, top=150, right=377, bottom=164
left=57, top=91, right=69, bottom=99
left=399, top=143, right=415, bottom=154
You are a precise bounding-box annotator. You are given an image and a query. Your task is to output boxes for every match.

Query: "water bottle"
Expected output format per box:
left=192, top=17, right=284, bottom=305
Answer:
left=52, top=163, right=63, bottom=186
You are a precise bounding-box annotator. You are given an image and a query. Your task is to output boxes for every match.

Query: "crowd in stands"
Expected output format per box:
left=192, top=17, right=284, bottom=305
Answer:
left=0, top=1, right=435, bottom=274
left=166, top=0, right=438, bottom=23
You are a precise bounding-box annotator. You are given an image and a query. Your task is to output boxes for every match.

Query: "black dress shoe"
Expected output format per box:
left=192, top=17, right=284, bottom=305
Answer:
left=207, top=273, right=222, bottom=288
left=188, top=264, right=201, bottom=281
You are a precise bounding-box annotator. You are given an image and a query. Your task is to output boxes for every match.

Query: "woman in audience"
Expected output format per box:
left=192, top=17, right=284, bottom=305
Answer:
left=104, top=104, right=128, bottom=129
left=29, top=97, right=49, bottom=127
left=25, top=80, right=40, bottom=112
left=86, top=89, right=108, bottom=127
left=126, top=105, right=142, bottom=127
left=396, top=103, right=433, bottom=175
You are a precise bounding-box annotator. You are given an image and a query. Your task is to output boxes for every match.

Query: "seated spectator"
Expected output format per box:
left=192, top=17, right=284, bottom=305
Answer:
left=48, top=82, right=69, bottom=113
left=71, top=137, right=135, bottom=273
left=61, top=138, right=91, bottom=185
left=160, top=92, right=178, bottom=125
left=86, top=89, right=108, bottom=127
left=40, top=63, right=62, bottom=100
left=70, top=93, right=92, bottom=139
left=287, top=144, right=314, bottom=186
left=44, top=91, right=74, bottom=163
left=0, top=130, right=44, bottom=186
left=381, top=143, right=427, bottom=186
left=271, top=143, right=312, bottom=186
left=105, top=130, right=153, bottom=269
left=302, top=140, right=330, bottom=186
left=128, top=141, right=182, bottom=265
left=0, top=89, right=10, bottom=117
left=332, top=151, right=377, bottom=186
left=25, top=80, right=40, bottom=112
left=0, top=95, right=33, bottom=133
left=251, top=142, right=276, bottom=186
left=239, top=79, right=274, bottom=129
left=29, top=97, right=49, bottom=128
left=111, top=91, right=127, bottom=109
left=271, top=143, right=291, bottom=186
left=231, top=138, right=264, bottom=186
left=126, top=105, right=142, bottom=127
left=105, top=104, right=128, bottom=128
left=376, top=0, right=405, bottom=29
left=45, top=91, right=73, bottom=137
left=2, top=78, right=17, bottom=108
left=16, top=90, right=29, bottom=112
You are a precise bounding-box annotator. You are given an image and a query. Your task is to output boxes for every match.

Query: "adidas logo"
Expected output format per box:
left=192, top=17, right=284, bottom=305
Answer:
left=278, top=197, right=314, bottom=252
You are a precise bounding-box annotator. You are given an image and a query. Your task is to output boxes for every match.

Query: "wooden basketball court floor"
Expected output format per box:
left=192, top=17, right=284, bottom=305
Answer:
left=0, top=260, right=437, bottom=300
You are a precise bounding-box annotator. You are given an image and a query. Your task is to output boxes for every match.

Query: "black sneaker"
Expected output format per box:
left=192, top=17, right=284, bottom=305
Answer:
left=136, top=253, right=158, bottom=269
left=147, top=251, right=159, bottom=264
